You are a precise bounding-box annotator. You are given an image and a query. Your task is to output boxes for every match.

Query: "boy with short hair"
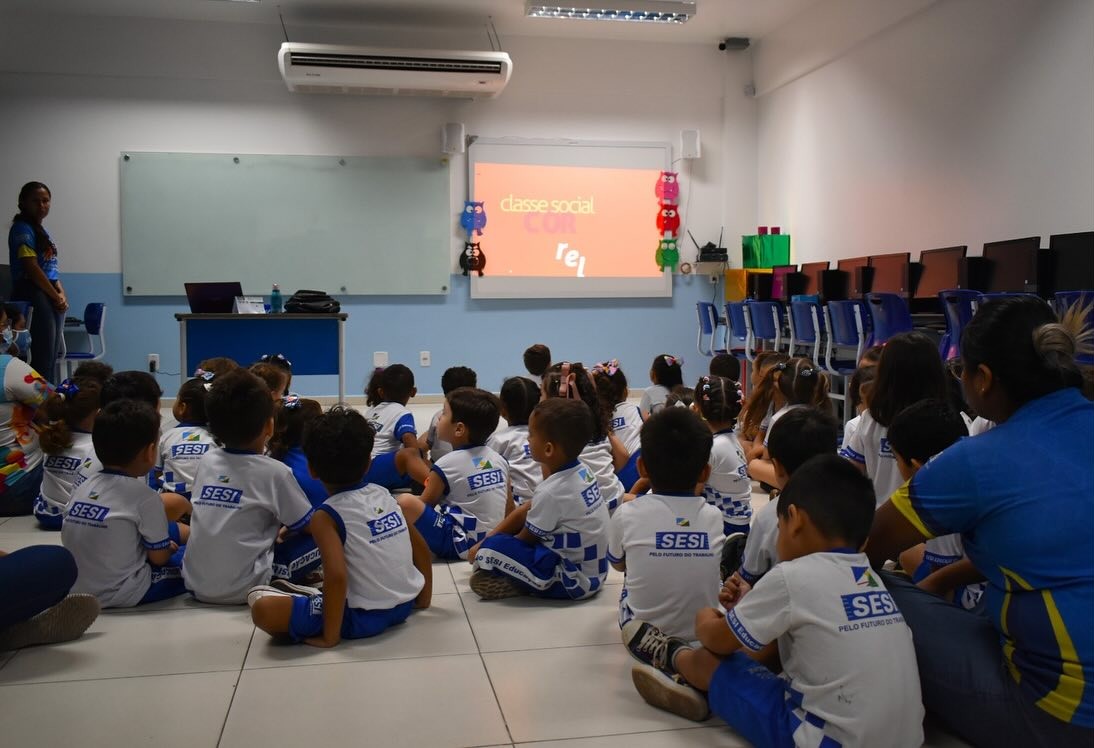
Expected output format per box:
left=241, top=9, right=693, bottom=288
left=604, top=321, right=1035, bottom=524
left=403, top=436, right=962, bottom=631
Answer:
left=248, top=407, right=432, bottom=646
left=182, top=369, right=317, bottom=604
left=735, top=407, right=838, bottom=584
left=609, top=407, right=724, bottom=642
left=708, top=353, right=741, bottom=383
left=419, top=366, right=478, bottom=462
left=523, top=343, right=551, bottom=384
left=397, top=387, right=510, bottom=561
left=887, top=399, right=983, bottom=607
left=468, top=398, right=610, bottom=600
left=62, top=400, right=189, bottom=607
left=625, top=455, right=925, bottom=747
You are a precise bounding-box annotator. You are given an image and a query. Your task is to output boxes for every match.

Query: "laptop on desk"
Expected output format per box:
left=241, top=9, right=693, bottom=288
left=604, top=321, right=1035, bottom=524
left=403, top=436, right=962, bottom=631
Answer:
left=184, top=282, right=243, bottom=314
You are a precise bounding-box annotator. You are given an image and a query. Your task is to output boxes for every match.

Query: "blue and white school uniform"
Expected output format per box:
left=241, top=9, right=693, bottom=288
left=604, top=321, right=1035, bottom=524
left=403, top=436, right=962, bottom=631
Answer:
left=608, top=492, right=723, bottom=639
left=475, top=460, right=610, bottom=600
left=839, top=410, right=902, bottom=505
left=704, top=429, right=753, bottom=535
left=157, top=422, right=216, bottom=498
left=62, top=470, right=185, bottom=608
left=287, top=481, right=423, bottom=641
left=612, top=402, right=644, bottom=491
left=714, top=551, right=924, bottom=748
left=34, top=430, right=93, bottom=529
left=739, top=500, right=779, bottom=585
left=487, top=424, right=539, bottom=505
left=363, top=402, right=418, bottom=488
left=912, top=532, right=985, bottom=610
left=580, top=438, right=625, bottom=512
left=639, top=385, right=670, bottom=417
left=182, top=448, right=315, bottom=604
left=414, top=445, right=508, bottom=560
left=277, top=445, right=328, bottom=508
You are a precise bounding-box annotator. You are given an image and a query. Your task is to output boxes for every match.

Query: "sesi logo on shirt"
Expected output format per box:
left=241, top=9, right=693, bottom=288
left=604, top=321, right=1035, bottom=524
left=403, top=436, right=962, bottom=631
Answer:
left=367, top=511, right=405, bottom=536
left=879, top=438, right=894, bottom=458
left=172, top=443, right=210, bottom=457
left=45, top=455, right=82, bottom=471
left=611, top=416, right=625, bottom=430
left=841, top=590, right=899, bottom=621
left=468, top=457, right=505, bottom=490
left=68, top=501, right=110, bottom=522
left=198, top=485, right=243, bottom=504
left=655, top=532, right=710, bottom=550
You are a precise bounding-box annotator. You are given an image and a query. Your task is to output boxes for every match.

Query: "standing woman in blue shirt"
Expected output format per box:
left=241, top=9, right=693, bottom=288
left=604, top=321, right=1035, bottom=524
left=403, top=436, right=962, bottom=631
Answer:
left=868, top=295, right=1094, bottom=747
left=8, top=182, right=68, bottom=382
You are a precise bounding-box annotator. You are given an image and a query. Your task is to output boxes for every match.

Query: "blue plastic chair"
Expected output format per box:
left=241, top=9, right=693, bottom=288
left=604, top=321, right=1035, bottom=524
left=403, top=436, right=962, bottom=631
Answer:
left=823, top=300, right=867, bottom=376
left=864, top=293, right=914, bottom=346
left=59, top=302, right=107, bottom=380
left=724, top=302, right=749, bottom=356
left=744, top=300, right=784, bottom=361
left=938, top=289, right=980, bottom=362
left=695, top=301, right=727, bottom=357
left=788, top=298, right=825, bottom=363
left=1054, top=291, right=1094, bottom=366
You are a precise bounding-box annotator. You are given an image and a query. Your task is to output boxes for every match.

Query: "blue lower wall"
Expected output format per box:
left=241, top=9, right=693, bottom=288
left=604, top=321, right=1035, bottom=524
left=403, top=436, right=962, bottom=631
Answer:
left=60, top=272, right=721, bottom=398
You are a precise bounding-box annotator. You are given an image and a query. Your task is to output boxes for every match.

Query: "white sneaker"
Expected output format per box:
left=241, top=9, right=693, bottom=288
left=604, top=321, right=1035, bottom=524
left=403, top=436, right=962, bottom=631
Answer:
left=270, top=579, right=322, bottom=596
left=246, top=585, right=294, bottom=608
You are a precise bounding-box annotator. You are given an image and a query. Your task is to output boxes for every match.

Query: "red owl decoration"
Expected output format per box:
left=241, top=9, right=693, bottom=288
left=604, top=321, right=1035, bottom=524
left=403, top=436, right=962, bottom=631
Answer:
left=654, top=171, right=679, bottom=201
left=656, top=204, right=680, bottom=235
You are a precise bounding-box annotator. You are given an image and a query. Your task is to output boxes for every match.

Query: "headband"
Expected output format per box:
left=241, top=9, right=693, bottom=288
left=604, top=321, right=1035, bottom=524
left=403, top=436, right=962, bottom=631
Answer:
left=557, top=362, right=576, bottom=400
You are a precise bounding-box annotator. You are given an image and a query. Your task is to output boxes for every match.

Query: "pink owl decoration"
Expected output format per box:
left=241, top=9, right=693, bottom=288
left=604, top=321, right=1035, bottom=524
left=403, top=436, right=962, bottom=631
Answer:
left=656, top=204, right=680, bottom=235
left=654, top=171, right=679, bottom=201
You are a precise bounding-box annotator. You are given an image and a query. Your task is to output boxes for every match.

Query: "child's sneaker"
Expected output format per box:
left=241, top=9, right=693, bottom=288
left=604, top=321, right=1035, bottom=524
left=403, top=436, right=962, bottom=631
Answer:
left=469, top=568, right=526, bottom=600
left=620, top=619, right=691, bottom=671
left=246, top=585, right=295, bottom=608
left=270, top=579, right=321, bottom=597
left=720, top=532, right=748, bottom=581
left=631, top=662, right=710, bottom=722
left=0, top=593, right=100, bottom=650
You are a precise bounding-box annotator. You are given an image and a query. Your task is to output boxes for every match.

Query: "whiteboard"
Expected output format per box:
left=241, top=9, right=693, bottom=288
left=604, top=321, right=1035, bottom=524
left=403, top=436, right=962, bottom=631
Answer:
left=120, top=152, right=451, bottom=296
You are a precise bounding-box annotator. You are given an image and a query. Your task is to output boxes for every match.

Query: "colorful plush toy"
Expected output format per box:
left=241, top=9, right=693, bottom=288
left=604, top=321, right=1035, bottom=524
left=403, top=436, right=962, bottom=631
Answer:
left=655, top=238, right=680, bottom=272
left=460, top=201, right=487, bottom=237
left=654, top=171, right=679, bottom=201
left=656, top=204, right=680, bottom=236
left=460, top=241, right=486, bottom=277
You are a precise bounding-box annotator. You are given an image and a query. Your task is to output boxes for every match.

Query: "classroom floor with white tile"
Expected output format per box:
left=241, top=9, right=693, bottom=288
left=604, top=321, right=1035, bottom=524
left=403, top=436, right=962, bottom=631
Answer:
left=0, top=405, right=969, bottom=747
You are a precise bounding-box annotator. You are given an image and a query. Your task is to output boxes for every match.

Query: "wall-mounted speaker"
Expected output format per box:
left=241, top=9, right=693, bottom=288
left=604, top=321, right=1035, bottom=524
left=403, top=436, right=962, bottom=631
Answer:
left=680, top=129, right=701, bottom=160
left=442, top=122, right=466, bottom=154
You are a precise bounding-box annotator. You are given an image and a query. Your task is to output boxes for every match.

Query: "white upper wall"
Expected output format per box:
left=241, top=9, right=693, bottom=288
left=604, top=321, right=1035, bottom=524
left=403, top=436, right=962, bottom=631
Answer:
left=0, top=12, right=757, bottom=273
left=756, top=0, right=1094, bottom=263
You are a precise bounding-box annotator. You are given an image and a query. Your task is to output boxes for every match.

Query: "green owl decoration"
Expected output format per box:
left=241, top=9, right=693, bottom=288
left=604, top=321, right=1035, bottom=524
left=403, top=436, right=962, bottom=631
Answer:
left=655, top=238, right=680, bottom=272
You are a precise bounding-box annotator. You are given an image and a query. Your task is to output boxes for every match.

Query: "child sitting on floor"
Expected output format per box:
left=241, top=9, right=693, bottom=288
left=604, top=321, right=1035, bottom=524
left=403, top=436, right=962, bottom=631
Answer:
left=156, top=375, right=217, bottom=500
left=624, top=455, right=924, bottom=748
left=248, top=406, right=432, bottom=647
left=34, top=377, right=102, bottom=529
left=487, top=376, right=541, bottom=505
left=363, top=364, right=431, bottom=490
left=610, top=407, right=724, bottom=641
left=469, top=398, right=610, bottom=601
left=420, top=366, right=477, bottom=462
left=268, top=395, right=326, bottom=507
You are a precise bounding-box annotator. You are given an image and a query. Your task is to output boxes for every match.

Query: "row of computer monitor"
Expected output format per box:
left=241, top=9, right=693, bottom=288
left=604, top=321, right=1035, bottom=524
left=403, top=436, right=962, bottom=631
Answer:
left=763, top=231, right=1093, bottom=309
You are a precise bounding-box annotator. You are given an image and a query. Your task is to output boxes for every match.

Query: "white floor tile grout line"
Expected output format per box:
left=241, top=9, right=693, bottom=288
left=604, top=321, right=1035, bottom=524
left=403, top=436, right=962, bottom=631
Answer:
left=216, top=625, right=257, bottom=748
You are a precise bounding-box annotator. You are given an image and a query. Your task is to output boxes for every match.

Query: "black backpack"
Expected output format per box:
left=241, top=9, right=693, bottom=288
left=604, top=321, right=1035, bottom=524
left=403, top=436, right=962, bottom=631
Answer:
left=284, top=289, right=340, bottom=314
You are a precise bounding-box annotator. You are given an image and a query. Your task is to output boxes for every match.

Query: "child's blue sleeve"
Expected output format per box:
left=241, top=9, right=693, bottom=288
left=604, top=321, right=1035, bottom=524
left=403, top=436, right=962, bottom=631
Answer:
left=393, top=413, right=417, bottom=440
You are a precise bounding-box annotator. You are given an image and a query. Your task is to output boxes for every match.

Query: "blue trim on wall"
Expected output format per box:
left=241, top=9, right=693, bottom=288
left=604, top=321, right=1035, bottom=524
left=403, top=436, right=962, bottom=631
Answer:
left=60, top=272, right=720, bottom=398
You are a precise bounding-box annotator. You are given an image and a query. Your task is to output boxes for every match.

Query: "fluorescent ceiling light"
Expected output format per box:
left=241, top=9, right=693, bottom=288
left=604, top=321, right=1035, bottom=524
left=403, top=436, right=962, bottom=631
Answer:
left=525, top=1, right=696, bottom=24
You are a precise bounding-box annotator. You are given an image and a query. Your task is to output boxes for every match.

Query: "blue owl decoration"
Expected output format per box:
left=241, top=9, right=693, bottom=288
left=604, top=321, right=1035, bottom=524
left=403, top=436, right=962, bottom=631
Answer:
left=460, top=201, right=487, bottom=237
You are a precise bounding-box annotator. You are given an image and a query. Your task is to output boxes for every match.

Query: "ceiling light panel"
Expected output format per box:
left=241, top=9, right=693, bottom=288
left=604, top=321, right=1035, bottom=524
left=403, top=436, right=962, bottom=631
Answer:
left=525, top=1, right=696, bottom=24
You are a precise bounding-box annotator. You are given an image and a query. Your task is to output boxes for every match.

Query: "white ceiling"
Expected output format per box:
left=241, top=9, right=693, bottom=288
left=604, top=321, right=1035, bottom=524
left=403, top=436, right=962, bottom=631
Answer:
left=0, top=0, right=824, bottom=44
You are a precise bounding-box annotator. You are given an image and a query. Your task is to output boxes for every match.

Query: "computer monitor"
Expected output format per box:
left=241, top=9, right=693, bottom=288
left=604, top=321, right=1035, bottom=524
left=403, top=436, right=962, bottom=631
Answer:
left=799, top=261, right=829, bottom=293
left=915, top=246, right=967, bottom=298
left=1048, top=231, right=1094, bottom=292
left=837, top=256, right=871, bottom=297
left=184, top=282, right=244, bottom=314
left=983, top=236, right=1040, bottom=293
left=868, top=252, right=911, bottom=297
left=770, top=265, right=797, bottom=301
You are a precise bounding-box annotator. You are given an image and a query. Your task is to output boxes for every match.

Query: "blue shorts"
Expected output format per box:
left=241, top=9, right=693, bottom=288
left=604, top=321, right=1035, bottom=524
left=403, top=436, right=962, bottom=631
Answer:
left=288, top=594, right=414, bottom=642
left=139, top=542, right=187, bottom=605
left=724, top=521, right=751, bottom=537
left=708, top=652, right=796, bottom=748
left=363, top=452, right=411, bottom=490
left=475, top=533, right=602, bottom=600
left=413, top=504, right=470, bottom=560
left=33, top=497, right=63, bottom=530
left=616, top=450, right=642, bottom=493
left=271, top=531, right=322, bottom=581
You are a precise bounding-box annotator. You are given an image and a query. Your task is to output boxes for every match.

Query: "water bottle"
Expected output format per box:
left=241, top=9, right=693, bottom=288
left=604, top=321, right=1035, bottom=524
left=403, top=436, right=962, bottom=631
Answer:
left=270, top=283, right=283, bottom=314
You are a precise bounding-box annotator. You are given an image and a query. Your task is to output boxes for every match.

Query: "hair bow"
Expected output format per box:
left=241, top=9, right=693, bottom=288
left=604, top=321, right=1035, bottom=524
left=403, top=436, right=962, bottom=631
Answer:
left=557, top=362, right=576, bottom=400
left=663, top=355, right=682, bottom=367
left=261, top=353, right=293, bottom=368
left=194, top=368, right=216, bottom=382
left=282, top=394, right=301, bottom=410
left=798, top=367, right=816, bottom=378
left=593, top=359, right=620, bottom=377
left=56, top=378, right=80, bottom=401
left=700, top=375, right=712, bottom=401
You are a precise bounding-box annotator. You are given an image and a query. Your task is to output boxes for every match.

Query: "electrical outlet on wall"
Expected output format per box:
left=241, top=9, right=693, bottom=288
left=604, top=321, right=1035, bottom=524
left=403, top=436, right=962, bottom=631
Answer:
left=147, top=353, right=160, bottom=373
left=420, top=351, right=431, bottom=367
left=373, top=351, right=389, bottom=368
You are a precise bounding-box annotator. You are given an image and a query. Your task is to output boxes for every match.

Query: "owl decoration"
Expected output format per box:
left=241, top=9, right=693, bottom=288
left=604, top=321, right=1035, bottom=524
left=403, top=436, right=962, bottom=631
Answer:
left=460, top=201, right=487, bottom=237
left=654, top=171, right=679, bottom=201
left=655, top=238, right=680, bottom=272
left=656, top=204, right=680, bottom=236
left=460, top=241, right=486, bottom=277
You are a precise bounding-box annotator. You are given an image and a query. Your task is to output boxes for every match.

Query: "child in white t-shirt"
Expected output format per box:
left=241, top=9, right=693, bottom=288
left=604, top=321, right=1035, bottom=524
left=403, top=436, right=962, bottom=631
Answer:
left=624, top=455, right=924, bottom=747
left=609, top=407, right=724, bottom=640
left=420, top=366, right=477, bottom=462
left=362, top=364, right=431, bottom=490
left=397, top=387, right=510, bottom=561
left=591, top=360, right=645, bottom=492
left=692, top=375, right=750, bottom=537
left=748, top=357, right=831, bottom=487
left=248, top=406, right=432, bottom=646
left=62, top=400, right=190, bottom=607
left=156, top=376, right=217, bottom=500
left=487, top=376, right=541, bottom=505
left=736, top=407, right=839, bottom=586
left=469, top=398, right=610, bottom=600
left=640, top=354, right=683, bottom=417
left=182, top=369, right=317, bottom=604
left=34, top=377, right=102, bottom=529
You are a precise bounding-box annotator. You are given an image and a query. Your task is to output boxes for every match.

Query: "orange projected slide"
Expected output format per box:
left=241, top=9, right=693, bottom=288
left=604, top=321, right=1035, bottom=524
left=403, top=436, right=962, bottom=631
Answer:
left=472, top=162, right=665, bottom=278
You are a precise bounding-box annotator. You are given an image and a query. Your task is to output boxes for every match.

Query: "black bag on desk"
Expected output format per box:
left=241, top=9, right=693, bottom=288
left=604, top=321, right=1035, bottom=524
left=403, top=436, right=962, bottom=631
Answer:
left=284, top=289, right=340, bottom=314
